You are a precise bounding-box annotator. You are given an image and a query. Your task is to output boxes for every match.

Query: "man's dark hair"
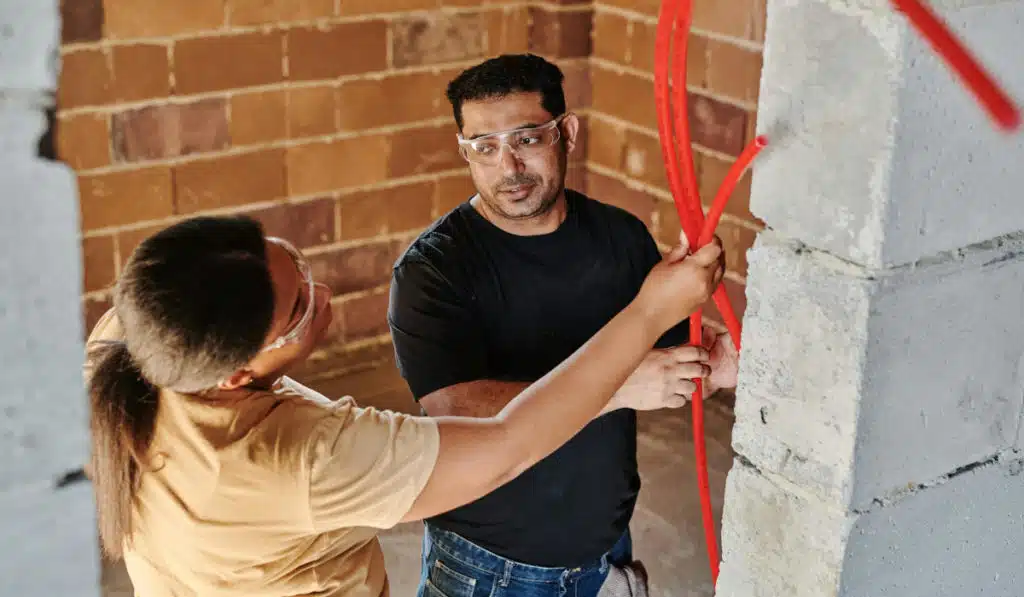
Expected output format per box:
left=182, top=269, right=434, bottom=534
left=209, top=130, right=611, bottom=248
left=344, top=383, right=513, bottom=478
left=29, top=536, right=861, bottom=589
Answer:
left=446, top=54, right=567, bottom=130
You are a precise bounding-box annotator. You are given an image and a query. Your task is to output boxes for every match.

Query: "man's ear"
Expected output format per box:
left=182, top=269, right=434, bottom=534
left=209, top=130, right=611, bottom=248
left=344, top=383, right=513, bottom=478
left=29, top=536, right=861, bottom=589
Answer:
left=218, top=368, right=254, bottom=391
left=562, top=113, right=581, bottom=155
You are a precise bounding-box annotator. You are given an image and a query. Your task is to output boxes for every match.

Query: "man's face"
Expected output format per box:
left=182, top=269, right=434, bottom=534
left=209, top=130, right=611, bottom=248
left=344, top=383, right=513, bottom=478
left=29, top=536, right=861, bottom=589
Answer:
left=459, top=92, right=579, bottom=222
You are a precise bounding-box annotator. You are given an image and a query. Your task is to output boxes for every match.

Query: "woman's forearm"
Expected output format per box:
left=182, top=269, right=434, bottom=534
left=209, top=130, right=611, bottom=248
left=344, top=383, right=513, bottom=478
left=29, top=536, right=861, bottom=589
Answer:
left=493, top=302, right=658, bottom=478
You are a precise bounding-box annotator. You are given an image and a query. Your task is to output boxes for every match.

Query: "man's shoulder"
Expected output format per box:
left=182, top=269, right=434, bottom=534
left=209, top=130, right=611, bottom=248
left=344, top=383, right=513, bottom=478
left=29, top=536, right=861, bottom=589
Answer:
left=393, top=204, right=477, bottom=274
left=570, top=189, right=654, bottom=239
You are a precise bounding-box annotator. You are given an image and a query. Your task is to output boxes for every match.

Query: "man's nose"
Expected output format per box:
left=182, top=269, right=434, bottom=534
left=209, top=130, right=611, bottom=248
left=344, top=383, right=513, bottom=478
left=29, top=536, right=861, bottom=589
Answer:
left=496, top=143, right=524, bottom=174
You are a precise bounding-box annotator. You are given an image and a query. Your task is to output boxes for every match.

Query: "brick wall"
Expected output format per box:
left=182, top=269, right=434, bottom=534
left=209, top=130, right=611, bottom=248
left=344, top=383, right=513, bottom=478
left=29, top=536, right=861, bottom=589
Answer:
left=57, top=0, right=762, bottom=379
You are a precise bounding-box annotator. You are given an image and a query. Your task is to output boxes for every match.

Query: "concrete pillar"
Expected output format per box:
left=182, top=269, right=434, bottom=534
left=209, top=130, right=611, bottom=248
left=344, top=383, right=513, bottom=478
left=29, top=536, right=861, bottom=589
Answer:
left=717, top=0, right=1024, bottom=595
left=0, top=1, right=100, bottom=595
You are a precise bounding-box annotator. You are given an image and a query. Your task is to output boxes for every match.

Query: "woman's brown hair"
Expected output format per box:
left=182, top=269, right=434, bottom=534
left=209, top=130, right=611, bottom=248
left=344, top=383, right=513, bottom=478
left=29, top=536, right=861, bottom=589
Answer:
left=88, top=216, right=275, bottom=559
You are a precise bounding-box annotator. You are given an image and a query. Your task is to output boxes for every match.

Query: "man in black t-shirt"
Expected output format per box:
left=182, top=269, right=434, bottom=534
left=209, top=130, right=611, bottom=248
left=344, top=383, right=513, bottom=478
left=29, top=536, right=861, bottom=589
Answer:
left=387, top=54, right=739, bottom=597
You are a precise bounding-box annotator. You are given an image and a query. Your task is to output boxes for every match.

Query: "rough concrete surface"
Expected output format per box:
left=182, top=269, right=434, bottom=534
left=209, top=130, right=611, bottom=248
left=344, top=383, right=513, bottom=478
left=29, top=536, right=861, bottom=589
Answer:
left=731, top=234, right=869, bottom=506
left=842, top=450, right=1024, bottom=596
left=716, top=460, right=849, bottom=597
left=0, top=0, right=97, bottom=594
left=734, top=233, right=1024, bottom=510
left=752, top=0, right=1024, bottom=268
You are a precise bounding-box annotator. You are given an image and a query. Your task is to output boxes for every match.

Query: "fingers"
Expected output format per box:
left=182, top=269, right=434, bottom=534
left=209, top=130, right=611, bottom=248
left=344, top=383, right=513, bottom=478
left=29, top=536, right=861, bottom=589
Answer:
left=667, top=345, right=711, bottom=363
left=687, top=239, right=724, bottom=266
left=672, top=379, right=697, bottom=397
left=672, top=362, right=711, bottom=381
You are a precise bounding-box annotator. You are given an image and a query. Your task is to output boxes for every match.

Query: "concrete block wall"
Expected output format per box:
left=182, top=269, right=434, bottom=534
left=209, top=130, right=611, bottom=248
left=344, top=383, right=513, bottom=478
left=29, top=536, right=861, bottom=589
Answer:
left=1, top=0, right=100, bottom=595
left=718, top=0, right=1024, bottom=594
left=59, top=1, right=769, bottom=379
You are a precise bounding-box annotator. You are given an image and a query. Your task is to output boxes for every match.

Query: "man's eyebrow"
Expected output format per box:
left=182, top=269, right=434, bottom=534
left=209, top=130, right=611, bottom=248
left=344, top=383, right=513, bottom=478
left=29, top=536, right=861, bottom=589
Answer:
left=466, top=122, right=546, bottom=140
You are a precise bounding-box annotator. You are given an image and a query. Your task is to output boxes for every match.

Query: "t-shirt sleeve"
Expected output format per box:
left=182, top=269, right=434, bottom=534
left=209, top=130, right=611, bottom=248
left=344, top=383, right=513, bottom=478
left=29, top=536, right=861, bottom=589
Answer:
left=638, top=225, right=691, bottom=349
left=387, top=260, right=488, bottom=400
left=306, top=405, right=440, bottom=531
left=82, top=308, right=124, bottom=385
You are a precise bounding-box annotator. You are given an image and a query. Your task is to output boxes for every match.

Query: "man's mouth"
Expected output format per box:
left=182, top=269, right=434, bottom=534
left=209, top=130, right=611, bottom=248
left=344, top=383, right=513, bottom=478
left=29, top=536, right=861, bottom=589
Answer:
left=500, top=183, right=535, bottom=195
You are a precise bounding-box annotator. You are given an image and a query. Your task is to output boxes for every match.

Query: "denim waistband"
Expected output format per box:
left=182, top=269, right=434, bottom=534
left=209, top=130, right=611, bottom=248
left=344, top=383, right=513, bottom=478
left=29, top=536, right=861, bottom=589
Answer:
left=425, top=525, right=627, bottom=584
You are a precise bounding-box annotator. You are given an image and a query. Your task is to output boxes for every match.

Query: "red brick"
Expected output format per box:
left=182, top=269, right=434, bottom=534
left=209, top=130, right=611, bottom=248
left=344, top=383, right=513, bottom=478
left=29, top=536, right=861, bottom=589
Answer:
left=656, top=199, right=684, bottom=247
left=337, top=70, right=451, bottom=131
left=596, top=0, right=659, bottom=16
left=485, top=7, right=530, bottom=55
left=83, top=295, right=114, bottom=339
left=693, top=0, right=766, bottom=42
left=112, top=99, right=229, bottom=163
left=705, top=40, right=762, bottom=103
left=288, top=22, right=387, bottom=82
left=248, top=198, right=337, bottom=249
left=288, top=86, right=337, bottom=139
left=111, top=44, right=171, bottom=103
left=321, top=299, right=346, bottom=344
left=591, top=65, right=657, bottom=131
left=392, top=13, right=485, bottom=68
left=716, top=219, right=757, bottom=276
left=561, top=60, right=591, bottom=110
left=174, top=32, right=283, bottom=95
left=435, top=174, right=478, bottom=215
left=586, top=116, right=625, bottom=171
left=586, top=171, right=656, bottom=227
left=79, top=167, right=175, bottom=231
left=388, top=124, right=464, bottom=178
left=57, top=113, right=111, bottom=171
left=103, top=0, right=226, bottom=39
left=689, top=94, right=747, bottom=156
left=342, top=292, right=390, bottom=341
left=593, top=11, right=628, bottom=65
left=698, top=152, right=756, bottom=223
left=702, top=276, right=747, bottom=325
left=61, top=0, right=103, bottom=44
left=529, top=7, right=593, bottom=58
left=286, top=135, right=389, bottom=196
left=308, top=241, right=395, bottom=295
left=117, top=224, right=169, bottom=263
left=174, top=149, right=286, bottom=214
left=339, top=181, right=434, bottom=241
left=340, top=0, right=436, bottom=13
left=230, top=90, right=287, bottom=146
left=227, top=0, right=333, bottom=26
left=82, top=235, right=117, bottom=293
left=58, top=49, right=112, bottom=109
left=622, top=129, right=669, bottom=190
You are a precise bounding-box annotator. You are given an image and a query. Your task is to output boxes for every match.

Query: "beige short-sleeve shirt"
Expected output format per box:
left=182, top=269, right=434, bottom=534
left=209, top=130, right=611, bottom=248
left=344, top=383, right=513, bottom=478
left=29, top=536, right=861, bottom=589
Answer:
left=85, top=310, right=440, bottom=596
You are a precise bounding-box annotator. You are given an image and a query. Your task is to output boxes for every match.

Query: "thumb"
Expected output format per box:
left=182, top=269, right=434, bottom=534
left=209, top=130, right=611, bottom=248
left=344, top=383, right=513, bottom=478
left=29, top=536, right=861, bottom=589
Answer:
left=688, top=239, right=723, bottom=266
left=662, top=230, right=694, bottom=263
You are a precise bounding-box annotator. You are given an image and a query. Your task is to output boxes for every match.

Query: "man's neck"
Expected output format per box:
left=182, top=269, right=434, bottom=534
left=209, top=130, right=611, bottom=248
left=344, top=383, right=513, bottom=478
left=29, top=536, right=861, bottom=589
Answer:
left=471, top=191, right=568, bottom=236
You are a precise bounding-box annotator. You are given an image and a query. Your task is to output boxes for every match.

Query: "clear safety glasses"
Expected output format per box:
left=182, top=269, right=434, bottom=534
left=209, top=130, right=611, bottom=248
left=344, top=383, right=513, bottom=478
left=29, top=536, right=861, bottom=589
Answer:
left=261, top=237, right=316, bottom=353
left=457, top=114, right=568, bottom=166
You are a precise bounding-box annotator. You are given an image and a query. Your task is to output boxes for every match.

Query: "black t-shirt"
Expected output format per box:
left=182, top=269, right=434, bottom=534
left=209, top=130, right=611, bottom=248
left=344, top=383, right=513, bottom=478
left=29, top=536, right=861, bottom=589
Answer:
left=387, top=189, right=689, bottom=567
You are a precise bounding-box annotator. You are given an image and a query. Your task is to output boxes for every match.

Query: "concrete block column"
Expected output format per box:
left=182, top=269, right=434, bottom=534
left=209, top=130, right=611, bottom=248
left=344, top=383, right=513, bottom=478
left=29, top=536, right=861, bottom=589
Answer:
left=0, top=1, right=100, bottom=595
left=716, top=0, right=1024, bottom=595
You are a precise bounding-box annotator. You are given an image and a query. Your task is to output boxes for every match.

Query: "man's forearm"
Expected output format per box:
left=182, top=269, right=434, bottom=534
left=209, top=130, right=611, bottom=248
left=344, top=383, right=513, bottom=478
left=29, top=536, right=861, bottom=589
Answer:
left=420, top=379, right=630, bottom=418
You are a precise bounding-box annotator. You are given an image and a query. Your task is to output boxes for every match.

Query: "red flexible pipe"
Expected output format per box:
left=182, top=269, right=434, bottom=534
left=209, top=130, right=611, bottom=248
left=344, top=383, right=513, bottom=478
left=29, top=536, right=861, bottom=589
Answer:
left=891, top=0, right=1020, bottom=131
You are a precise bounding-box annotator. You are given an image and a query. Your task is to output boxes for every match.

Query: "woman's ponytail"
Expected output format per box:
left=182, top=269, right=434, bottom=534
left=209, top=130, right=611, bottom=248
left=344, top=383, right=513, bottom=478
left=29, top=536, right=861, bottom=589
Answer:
left=87, top=341, right=160, bottom=560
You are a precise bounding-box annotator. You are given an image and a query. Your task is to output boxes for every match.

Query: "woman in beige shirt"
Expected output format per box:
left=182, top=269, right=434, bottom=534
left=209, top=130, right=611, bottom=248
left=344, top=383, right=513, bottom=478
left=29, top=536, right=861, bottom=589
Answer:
left=85, top=214, right=723, bottom=597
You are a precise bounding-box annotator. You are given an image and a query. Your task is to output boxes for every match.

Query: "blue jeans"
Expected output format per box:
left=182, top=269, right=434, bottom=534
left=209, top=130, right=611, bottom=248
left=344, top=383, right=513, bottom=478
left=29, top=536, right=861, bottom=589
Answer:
left=415, top=524, right=633, bottom=597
